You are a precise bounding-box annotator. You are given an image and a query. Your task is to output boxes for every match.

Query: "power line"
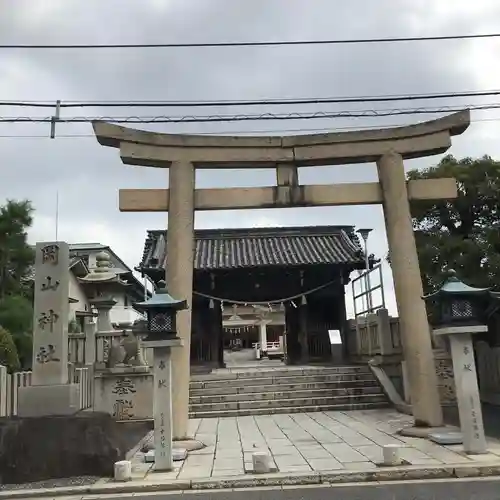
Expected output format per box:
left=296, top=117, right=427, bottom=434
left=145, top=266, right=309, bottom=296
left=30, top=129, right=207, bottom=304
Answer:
left=0, top=103, right=497, bottom=125
left=3, top=88, right=496, bottom=105
left=0, top=115, right=499, bottom=140
left=1, top=32, right=499, bottom=50
left=1, top=89, right=499, bottom=109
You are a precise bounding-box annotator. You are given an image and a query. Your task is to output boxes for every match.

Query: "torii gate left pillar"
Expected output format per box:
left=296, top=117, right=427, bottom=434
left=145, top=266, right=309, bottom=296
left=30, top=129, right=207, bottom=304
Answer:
left=164, top=161, right=195, bottom=439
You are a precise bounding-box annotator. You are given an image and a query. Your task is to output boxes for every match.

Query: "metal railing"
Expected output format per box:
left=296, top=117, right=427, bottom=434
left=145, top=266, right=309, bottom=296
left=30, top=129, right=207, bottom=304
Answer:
left=352, top=264, right=385, bottom=319
left=0, top=365, right=92, bottom=417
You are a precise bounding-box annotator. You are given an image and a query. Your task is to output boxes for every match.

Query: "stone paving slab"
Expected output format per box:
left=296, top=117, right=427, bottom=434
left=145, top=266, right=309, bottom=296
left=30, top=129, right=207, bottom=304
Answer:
left=138, top=409, right=500, bottom=483
left=3, top=409, right=500, bottom=498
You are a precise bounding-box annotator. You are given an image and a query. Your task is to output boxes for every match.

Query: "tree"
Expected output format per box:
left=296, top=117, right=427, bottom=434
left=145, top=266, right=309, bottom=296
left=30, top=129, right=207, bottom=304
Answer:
left=0, top=295, right=33, bottom=368
left=0, top=199, right=34, bottom=299
left=0, top=200, right=35, bottom=369
left=0, top=326, right=20, bottom=372
left=408, top=155, right=500, bottom=293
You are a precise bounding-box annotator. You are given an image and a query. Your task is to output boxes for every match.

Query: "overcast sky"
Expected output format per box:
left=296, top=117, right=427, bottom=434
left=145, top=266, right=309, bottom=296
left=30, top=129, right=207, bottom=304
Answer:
left=1, top=0, right=499, bottom=317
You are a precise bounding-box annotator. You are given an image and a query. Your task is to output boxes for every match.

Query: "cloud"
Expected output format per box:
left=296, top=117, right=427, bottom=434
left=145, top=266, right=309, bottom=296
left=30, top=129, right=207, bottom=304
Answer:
left=29, top=213, right=144, bottom=276
left=1, top=0, right=499, bottom=319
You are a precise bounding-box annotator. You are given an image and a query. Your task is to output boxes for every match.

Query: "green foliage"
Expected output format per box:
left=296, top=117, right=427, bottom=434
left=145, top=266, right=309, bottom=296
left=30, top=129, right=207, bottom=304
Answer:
left=0, top=326, right=20, bottom=372
left=12, top=332, right=32, bottom=370
left=408, top=155, right=500, bottom=293
left=0, top=199, right=35, bottom=299
left=0, top=294, right=32, bottom=334
left=0, top=295, right=33, bottom=368
left=0, top=200, right=35, bottom=369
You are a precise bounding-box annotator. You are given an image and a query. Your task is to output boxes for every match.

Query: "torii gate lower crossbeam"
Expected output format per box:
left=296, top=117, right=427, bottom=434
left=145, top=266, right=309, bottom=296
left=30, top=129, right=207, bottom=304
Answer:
left=93, top=110, right=471, bottom=437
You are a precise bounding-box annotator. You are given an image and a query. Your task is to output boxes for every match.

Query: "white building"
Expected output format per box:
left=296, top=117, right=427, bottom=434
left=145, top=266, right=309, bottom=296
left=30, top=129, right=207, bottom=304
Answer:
left=67, top=243, right=148, bottom=330
left=30, top=243, right=148, bottom=332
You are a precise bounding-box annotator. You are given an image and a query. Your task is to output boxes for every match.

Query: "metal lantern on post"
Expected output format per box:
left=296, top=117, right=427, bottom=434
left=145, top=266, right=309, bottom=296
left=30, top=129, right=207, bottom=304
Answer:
left=422, top=270, right=490, bottom=455
left=423, top=270, right=491, bottom=329
left=134, top=280, right=188, bottom=471
left=135, top=280, right=188, bottom=342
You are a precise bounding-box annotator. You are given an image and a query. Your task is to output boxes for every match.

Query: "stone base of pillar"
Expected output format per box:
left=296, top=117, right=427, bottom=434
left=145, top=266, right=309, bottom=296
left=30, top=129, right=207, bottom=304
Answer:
left=17, top=384, right=80, bottom=417
left=173, top=438, right=206, bottom=451
left=399, top=425, right=458, bottom=437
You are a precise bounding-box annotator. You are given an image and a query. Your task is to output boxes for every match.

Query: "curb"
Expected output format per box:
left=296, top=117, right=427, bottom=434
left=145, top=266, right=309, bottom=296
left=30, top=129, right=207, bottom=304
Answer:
left=1, top=463, right=500, bottom=498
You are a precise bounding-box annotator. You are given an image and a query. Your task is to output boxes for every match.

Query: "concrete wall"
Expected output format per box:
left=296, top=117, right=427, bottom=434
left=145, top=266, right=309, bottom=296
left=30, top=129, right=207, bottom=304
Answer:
left=86, top=249, right=143, bottom=325
left=68, top=272, right=90, bottom=320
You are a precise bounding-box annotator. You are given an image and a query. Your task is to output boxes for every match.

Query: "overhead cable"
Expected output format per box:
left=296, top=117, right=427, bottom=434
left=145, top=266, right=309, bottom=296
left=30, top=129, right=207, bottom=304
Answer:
left=1, top=32, right=499, bottom=50
left=1, top=89, right=500, bottom=109
left=0, top=115, right=498, bottom=140
left=0, top=103, right=497, bottom=125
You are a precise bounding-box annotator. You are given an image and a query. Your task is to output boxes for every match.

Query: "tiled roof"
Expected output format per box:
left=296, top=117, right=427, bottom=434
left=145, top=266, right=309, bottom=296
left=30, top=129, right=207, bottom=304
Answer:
left=69, top=243, right=107, bottom=251
left=25, top=257, right=89, bottom=281
left=140, top=226, right=364, bottom=271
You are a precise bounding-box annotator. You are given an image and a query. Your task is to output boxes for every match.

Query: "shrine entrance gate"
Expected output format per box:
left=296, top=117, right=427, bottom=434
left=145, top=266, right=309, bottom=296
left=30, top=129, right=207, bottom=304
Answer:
left=92, top=110, right=470, bottom=438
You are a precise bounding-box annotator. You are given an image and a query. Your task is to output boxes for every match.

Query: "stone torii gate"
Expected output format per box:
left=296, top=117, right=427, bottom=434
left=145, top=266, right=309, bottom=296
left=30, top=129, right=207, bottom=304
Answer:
left=93, top=110, right=470, bottom=437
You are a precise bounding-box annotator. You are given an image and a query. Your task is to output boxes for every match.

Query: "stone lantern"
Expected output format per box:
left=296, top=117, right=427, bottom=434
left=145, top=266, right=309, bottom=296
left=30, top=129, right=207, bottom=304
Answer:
left=423, top=270, right=489, bottom=455
left=78, top=251, right=129, bottom=332
left=134, top=280, right=187, bottom=343
left=424, top=270, right=491, bottom=329
left=134, top=280, right=187, bottom=471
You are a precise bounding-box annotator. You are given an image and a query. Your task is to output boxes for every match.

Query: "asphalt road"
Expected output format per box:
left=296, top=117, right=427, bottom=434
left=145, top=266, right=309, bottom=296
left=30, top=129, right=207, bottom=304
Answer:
left=97, top=478, right=500, bottom=500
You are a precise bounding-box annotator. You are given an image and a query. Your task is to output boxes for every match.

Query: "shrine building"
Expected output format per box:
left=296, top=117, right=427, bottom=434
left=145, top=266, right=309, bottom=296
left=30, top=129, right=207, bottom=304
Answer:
left=138, top=225, right=369, bottom=370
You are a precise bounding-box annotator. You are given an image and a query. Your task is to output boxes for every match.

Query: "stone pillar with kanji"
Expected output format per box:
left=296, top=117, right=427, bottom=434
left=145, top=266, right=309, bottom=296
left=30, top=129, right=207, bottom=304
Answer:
left=134, top=280, right=190, bottom=471
left=441, top=327, right=487, bottom=453
left=17, top=242, right=80, bottom=417
left=424, top=271, right=492, bottom=454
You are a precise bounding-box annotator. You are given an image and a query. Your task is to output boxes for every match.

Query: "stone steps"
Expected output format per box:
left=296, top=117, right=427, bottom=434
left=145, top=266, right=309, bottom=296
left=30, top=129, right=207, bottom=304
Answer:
left=189, top=386, right=382, bottom=404
left=190, top=365, right=369, bottom=383
left=190, top=372, right=374, bottom=390
left=189, top=401, right=388, bottom=419
left=188, top=364, right=389, bottom=418
left=190, top=393, right=387, bottom=413
left=189, top=378, right=379, bottom=397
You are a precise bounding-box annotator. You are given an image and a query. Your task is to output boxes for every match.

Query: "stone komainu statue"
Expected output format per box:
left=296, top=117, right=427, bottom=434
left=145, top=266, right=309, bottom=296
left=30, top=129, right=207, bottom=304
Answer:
left=106, top=329, right=147, bottom=368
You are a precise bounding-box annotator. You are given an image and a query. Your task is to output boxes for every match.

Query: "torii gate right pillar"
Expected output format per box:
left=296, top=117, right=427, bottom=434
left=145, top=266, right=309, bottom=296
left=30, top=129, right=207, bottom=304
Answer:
left=378, top=152, right=442, bottom=426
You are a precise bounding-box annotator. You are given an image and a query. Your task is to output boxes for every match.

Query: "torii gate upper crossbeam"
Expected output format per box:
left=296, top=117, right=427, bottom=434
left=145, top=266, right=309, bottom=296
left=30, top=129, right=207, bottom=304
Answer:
left=93, top=110, right=470, bottom=168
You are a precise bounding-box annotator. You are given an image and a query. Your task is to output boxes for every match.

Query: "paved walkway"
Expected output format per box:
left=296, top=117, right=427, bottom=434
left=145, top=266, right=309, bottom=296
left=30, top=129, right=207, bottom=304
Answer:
left=131, top=409, right=500, bottom=482
left=4, top=410, right=500, bottom=498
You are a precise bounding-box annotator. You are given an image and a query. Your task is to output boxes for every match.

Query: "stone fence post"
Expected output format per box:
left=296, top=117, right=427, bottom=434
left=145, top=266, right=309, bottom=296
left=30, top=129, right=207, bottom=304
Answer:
left=0, top=365, right=8, bottom=417
left=84, top=316, right=97, bottom=366
left=348, top=308, right=401, bottom=358
left=376, top=308, right=396, bottom=356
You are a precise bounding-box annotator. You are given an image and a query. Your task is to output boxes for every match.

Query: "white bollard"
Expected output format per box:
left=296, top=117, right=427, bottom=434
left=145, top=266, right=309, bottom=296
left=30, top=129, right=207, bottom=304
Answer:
left=382, top=444, right=401, bottom=466
left=114, top=460, right=132, bottom=482
left=252, top=451, right=272, bottom=474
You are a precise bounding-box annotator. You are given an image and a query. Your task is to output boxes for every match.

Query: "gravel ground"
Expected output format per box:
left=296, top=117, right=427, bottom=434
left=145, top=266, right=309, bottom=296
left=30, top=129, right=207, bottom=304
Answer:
left=0, top=475, right=100, bottom=491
